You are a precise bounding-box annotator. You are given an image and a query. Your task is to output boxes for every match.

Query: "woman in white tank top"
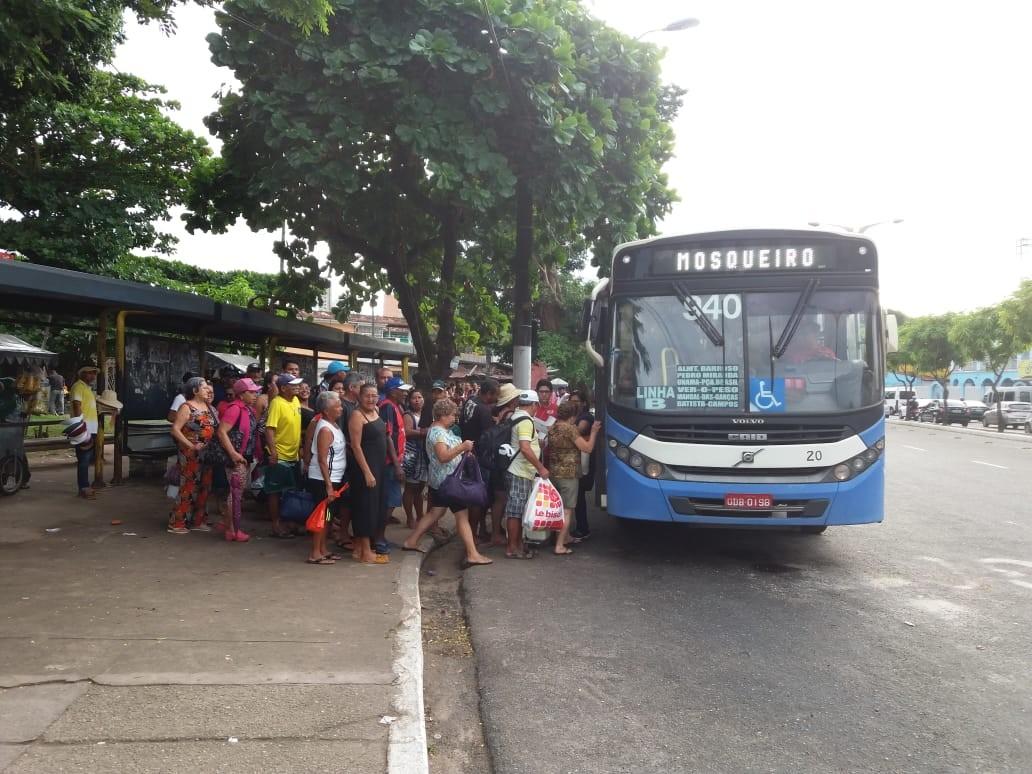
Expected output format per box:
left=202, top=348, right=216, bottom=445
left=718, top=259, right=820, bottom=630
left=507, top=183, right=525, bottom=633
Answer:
left=306, top=393, right=347, bottom=564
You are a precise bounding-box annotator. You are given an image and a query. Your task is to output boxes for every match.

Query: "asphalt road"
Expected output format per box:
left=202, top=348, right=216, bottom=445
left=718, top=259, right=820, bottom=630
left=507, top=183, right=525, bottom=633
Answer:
left=463, top=422, right=1032, bottom=774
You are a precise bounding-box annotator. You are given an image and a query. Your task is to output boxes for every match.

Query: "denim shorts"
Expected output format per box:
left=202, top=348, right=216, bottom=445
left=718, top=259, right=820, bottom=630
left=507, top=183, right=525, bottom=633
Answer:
left=384, top=466, right=403, bottom=509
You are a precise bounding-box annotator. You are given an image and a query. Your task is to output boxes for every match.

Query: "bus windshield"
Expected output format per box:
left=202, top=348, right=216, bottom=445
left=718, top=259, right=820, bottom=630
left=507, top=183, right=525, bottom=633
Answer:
left=611, top=289, right=882, bottom=414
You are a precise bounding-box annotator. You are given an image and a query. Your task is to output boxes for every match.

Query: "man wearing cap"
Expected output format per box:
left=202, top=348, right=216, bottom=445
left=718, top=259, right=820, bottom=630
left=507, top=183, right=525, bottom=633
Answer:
left=264, top=373, right=304, bottom=537
left=376, top=376, right=409, bottom=550
left=69, top=365, right=100, bottom=498
left=246, top=362, right=262, bottom=380
left=505, top=390, right=550, bottom=558
left=315, top=360, right=349, bottom=400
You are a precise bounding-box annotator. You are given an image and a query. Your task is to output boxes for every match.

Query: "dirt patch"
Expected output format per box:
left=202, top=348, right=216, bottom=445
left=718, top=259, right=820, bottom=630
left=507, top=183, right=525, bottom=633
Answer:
left=420, top=525, right=492, bottom=774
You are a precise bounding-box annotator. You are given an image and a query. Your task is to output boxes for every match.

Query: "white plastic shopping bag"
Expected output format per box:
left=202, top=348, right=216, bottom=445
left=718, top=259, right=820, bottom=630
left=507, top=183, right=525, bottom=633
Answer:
left=522, top=478, right=565, bottom=532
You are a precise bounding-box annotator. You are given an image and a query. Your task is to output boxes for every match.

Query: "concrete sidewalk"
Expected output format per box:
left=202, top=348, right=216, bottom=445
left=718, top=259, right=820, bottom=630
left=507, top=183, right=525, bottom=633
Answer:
left=0, top=455, right=427, bottom=773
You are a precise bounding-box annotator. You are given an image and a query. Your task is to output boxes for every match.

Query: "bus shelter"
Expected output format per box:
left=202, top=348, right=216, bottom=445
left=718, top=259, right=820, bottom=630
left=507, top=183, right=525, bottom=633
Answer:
left=0, top=261, right=416, bottom=486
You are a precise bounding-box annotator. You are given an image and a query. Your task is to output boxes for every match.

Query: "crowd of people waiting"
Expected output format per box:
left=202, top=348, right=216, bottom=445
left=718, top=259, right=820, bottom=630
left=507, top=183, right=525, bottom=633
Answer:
left=162, top=358, right=602, bottom=567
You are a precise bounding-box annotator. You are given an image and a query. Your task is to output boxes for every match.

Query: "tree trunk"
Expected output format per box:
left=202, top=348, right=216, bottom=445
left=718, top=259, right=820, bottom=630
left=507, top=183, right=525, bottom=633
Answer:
left=512, top=174, right=534, bottom=388
left=940, top=379, right=950, bottom=425
left=384, top=257, right=438, bottom=377
left=993, top=372, right=1005, bottom=432
left=432, top=206, right=460, bottom=378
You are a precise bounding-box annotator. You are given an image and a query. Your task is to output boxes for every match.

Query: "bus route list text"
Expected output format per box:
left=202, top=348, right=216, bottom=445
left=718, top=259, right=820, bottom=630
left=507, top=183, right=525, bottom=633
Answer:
left=637, top=365, right=740, bottom=409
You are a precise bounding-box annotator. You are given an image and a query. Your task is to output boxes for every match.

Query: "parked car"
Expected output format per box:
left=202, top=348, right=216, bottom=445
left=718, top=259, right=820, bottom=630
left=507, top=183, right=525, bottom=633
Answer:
left=963, top=400, right=988, bottom=421
left=918, top=399, right=970, bottom=426
left=982, top=402, right=1032, bottom=429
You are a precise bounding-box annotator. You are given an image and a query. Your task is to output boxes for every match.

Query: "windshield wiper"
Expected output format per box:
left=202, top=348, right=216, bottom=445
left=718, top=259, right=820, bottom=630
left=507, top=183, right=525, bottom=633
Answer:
left=674, top=282, right=725, bottom=347
left=773, top=278, right=819, bottom=359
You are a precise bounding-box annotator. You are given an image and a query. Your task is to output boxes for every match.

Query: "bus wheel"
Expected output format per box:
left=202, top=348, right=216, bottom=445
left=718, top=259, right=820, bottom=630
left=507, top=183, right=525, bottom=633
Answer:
left=801, top=526, right=827, bottom=535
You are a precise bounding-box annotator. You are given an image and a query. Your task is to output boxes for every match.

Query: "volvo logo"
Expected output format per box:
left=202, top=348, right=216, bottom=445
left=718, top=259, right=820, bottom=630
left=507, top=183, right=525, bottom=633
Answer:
left=732, top=418, right=765, bottom=425
left=733, top=449, right=764, bottom=467
left=728, top=433, right=768, bottom=441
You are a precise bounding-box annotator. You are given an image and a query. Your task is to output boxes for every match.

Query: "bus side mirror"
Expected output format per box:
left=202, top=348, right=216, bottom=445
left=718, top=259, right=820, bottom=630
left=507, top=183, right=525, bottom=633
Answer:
left=584, top=279, right=609, bottom=368
left=884, top=313, right=899, bottom=354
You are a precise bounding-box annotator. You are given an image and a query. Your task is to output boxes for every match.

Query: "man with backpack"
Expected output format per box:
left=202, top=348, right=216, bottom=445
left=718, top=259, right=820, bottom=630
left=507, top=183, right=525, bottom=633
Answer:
left=501, top=390, right=549, bottom=558
left=473, top=383, right=521, bottom=546
left=460, top=379, right=501, bottom=541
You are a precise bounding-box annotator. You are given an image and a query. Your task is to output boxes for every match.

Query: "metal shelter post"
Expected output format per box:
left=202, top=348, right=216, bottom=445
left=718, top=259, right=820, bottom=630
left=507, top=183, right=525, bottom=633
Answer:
left=93, top=310, right=108, bottom=488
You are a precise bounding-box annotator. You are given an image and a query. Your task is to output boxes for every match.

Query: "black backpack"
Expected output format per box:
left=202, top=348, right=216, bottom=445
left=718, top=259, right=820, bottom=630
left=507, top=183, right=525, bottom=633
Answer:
left=476, top=415, right=533, bottom=475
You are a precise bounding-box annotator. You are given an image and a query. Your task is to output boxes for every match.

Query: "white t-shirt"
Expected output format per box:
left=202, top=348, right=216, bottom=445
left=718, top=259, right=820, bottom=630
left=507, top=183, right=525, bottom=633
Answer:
left=308, top=418, right=347, bottom=482
left=169, top=394, right=186, bottom=414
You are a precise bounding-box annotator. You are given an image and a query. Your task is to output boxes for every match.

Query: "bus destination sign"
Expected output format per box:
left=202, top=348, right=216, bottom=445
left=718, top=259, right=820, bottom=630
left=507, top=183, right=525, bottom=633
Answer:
left=656, top=245, right=831, bottom=275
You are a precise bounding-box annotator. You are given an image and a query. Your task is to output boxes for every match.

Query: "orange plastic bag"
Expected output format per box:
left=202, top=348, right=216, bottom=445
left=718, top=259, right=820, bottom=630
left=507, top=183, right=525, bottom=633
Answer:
left=305, top=482, right=350, bottom=533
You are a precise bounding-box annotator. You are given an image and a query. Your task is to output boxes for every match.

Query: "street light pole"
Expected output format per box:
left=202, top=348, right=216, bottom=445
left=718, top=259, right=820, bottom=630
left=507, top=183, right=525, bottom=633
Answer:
left=808, top=219, right=904, bottom=234
left=635, top=17, right=700, bottom=40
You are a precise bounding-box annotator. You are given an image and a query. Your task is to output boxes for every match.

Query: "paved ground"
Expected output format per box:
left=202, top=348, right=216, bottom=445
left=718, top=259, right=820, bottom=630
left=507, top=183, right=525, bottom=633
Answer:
left=0, top=453, right=423, bottom=773
left=463, top=422, right=1032, bottom=774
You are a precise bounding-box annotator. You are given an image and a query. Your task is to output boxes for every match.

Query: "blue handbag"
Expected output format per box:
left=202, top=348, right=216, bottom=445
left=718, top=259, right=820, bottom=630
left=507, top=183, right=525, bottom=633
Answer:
left=438, top=453, right=489, bottom=509
left=280, top=488, right=317, bottom=522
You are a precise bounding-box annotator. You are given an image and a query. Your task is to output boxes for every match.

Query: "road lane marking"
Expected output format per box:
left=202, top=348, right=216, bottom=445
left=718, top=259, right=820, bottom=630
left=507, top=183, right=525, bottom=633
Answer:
left=902, top=445, right=927, bottom=452
left=971, top=460, right=1008, bottom=469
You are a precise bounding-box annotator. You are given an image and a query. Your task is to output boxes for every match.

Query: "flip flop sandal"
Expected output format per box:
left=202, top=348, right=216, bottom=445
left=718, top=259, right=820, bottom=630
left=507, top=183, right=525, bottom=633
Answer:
left=306, top=557, right=335, bottom=565
left=554, top=549, right=574, bottom=556
left=323, top=553, right=345, bottom=561
left=401, top=546, right=427, bottom=553
left=362, top=554, right=390, bottom=564
left=505, top=552, right=530, bottom=560
left=462, top=559, right=494, bottom=568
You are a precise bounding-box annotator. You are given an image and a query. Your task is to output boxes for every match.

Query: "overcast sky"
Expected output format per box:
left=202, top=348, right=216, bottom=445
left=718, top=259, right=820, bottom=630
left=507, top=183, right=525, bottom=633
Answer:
left=113, top=0, right=1032, bottom=316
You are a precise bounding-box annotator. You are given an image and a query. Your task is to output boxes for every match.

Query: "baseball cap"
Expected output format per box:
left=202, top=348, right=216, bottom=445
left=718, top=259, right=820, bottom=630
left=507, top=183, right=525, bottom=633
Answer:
left=233, top=377, right=261, bottom=394
left=385, top=376, right=410, bottom=393
left=326, top=360, right=349, bottom=375
left=246, top=362, right=261, bottom=373
left=517, top=389, right=539, bottom=405
left=276, top=374, right=303, bottom=388
left=431, top=380, right=448, bottom=391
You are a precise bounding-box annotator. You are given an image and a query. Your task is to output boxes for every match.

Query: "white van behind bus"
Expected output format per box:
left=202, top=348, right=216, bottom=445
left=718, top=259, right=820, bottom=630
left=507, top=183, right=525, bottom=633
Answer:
left=884, top=386, right=933, bottom=416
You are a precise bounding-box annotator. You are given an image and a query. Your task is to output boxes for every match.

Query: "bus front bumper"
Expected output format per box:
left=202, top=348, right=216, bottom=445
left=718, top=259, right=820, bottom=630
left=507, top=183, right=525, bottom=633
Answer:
left=604, top=452, right=884, bottom=527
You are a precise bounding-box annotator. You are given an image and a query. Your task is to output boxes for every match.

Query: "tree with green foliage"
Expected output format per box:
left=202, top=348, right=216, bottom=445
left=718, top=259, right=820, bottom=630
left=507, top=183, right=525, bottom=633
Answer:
left=0, top=71, right=210, bottom=273
left=901, top=314, right=967, bottom=422
left=191, top=0, right=679, bottom=379
left=952, top=302, right=1030, bottom=431
left=886, top=346, right=920, bottom=395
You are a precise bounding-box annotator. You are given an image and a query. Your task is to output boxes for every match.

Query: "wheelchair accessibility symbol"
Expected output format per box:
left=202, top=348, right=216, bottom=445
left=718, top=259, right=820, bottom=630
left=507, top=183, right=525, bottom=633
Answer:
left=749, top=378, right=786, bottom=413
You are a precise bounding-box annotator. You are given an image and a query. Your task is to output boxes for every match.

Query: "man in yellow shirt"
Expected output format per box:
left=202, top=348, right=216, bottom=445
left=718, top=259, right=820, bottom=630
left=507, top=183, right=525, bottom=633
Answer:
left=505, top=390, right=550, bottom=559
left=69, top=365, right=100, bottom=498
left=264, top=374, right=303, bottom=537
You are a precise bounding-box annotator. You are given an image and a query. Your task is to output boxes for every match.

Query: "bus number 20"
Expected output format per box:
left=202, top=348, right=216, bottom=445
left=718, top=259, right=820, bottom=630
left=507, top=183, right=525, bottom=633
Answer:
left=806, top=450, right=823, bottom=462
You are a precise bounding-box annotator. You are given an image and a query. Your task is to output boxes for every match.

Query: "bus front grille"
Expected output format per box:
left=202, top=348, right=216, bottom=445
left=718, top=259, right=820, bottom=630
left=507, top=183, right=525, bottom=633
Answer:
left=649, top=424, right=850, bottom=445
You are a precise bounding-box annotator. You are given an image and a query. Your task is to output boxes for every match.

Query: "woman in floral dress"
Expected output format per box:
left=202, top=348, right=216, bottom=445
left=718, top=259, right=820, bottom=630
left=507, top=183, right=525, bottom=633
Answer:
left=168, top=377, right=217, bottom=535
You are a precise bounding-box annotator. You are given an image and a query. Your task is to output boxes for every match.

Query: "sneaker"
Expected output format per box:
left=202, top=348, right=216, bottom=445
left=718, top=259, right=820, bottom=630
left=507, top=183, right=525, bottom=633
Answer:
left=167, top=526, right=189, bottom=535
left=224, top=529, right=236, bottom=542
left=190, top=524, right=212, bottom=532
left=233, top=529, right=250, bottom=543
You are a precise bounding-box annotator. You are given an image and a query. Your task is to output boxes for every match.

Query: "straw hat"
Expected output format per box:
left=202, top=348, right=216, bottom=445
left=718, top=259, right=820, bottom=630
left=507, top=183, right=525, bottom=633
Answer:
left=96, top=389, right=123, bottom=412
left=496, top=383, right=521, bottom=406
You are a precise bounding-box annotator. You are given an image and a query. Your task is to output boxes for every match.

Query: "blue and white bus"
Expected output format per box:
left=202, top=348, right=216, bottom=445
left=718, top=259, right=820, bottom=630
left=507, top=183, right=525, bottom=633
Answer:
left=584, top=229, right=898, bottom=533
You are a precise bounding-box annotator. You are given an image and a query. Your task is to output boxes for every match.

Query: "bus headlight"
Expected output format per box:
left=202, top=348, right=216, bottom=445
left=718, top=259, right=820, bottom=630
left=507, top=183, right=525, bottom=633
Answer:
left=608, top=437, right=667, bottom=479
left=825, top=437, right=884, bottom=482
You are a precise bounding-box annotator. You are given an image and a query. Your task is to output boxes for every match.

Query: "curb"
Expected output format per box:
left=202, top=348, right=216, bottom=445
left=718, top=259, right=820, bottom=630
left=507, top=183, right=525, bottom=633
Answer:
left=889, top=419, right=1032, bottom=446
left=387, top=536, right=431, bottom=774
